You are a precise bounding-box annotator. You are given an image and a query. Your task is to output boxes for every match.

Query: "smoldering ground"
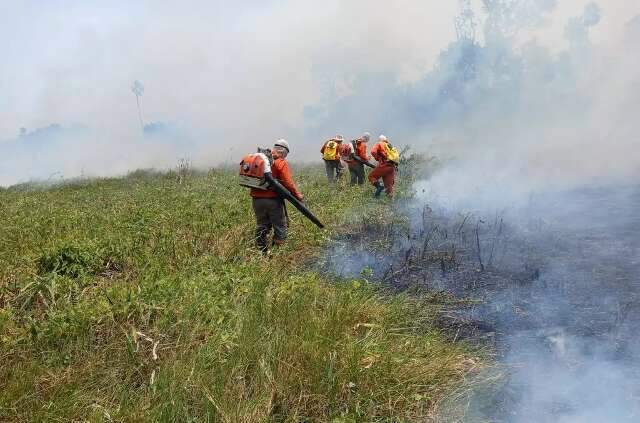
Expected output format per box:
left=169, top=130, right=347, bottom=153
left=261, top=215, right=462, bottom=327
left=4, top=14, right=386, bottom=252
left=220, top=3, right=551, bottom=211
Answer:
left=323, top=184, right=640, bottom=421
left=321, top=2, right=640, bottom=421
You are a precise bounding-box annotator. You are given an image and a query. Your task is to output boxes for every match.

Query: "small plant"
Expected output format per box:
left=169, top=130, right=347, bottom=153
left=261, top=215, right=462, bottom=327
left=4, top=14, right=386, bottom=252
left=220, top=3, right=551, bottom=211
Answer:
left=37, top=243, right=101, bottom=278
left=176, top=158, right=192, bottom=184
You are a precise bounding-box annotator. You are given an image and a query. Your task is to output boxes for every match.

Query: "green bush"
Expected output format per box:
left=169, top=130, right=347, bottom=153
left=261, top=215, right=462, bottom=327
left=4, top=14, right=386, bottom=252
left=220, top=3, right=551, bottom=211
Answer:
left=37, top=243, right=101, bottom=277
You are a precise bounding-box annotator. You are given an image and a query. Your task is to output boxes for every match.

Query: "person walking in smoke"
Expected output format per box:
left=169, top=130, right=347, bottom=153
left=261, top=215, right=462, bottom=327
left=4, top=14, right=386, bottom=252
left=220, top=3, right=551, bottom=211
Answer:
left=369, top=135, right=400, bottom=198
left=343, top=132, right=371, bottom=186
left=320, top=135, right=344, bottom=183
left=250, top=139, right=303, bottom=253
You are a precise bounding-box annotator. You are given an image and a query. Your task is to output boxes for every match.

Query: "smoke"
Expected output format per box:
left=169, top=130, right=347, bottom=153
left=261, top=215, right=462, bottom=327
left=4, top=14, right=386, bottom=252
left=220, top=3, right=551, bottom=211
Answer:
left=314, top=1, right=640, bottom=201
left=483, top=187, right=640, bottom=422
left=310, top=3, right=640, bottom=420
left=325, top=185, right=640, bottom=421
left=0, top=124, right=190, bottom=184
left=0, top=0, right=460, bottom=185
left=3, top=1, right=638, bottom=186
left=399, top=7, right=640, bottom=418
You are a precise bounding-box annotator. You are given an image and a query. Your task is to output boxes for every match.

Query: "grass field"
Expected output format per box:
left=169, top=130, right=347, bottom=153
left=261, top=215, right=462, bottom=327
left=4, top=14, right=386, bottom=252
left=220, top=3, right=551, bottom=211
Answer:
left=0, top=164, right=480, bottom=422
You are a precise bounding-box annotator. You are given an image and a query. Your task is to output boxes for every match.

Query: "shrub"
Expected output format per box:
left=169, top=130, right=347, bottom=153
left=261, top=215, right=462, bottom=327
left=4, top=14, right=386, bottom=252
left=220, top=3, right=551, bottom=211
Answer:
left=36, top=242, right=123, bottom=278
left=37, top=243, right=101, bottom=278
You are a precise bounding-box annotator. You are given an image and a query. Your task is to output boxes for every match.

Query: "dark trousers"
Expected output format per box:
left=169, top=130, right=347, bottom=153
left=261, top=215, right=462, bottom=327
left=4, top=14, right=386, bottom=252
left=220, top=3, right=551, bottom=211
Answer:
left=252, top=197, right=287, bottom=251
left=348, top=162, right=365, bottom=185
left=324, top=160, right=343, bottom=183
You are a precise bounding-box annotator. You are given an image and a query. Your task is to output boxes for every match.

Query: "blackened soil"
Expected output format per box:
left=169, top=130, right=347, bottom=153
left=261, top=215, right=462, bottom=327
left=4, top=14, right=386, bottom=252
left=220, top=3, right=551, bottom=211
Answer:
left=322, top=185, right=640, bottom=422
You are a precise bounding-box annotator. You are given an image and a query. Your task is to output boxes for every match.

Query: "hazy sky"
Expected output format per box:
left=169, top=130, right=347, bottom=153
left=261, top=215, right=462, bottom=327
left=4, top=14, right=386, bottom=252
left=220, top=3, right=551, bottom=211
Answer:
left=2, top=0, right=636, bottom=138
left=0, top=1, right=456, bottom=138
left=1, top=1, right=639, bottom=184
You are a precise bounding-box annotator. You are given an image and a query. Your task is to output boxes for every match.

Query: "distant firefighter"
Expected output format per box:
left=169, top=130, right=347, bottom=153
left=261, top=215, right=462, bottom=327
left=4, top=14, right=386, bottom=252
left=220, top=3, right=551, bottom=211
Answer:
left=369, top=135, right=400, bottom=198
left=320, top=135, right=344, bottom=184
left=342, top=132, right=372, bottom=186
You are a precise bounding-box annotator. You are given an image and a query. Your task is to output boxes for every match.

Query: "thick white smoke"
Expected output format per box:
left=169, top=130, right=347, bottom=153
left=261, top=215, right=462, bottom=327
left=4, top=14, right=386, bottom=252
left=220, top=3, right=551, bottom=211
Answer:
left=1, top=0, right=460, bottom=185
left=2, top=1, right=638, bottom=186
left=407, top=1, right=640, bottom=208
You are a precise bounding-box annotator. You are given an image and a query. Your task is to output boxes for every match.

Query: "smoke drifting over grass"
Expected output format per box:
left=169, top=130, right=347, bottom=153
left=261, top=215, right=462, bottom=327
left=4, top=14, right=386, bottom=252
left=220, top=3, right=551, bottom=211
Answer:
left=326, top=186, right=640, bottom=421
left=317, top=1, right=640, bottom=197
left=2, top=1, right=638, bottom=186
left=4, top=2, right=640, bottom=420
left=313, top=4, right=640, bottom=420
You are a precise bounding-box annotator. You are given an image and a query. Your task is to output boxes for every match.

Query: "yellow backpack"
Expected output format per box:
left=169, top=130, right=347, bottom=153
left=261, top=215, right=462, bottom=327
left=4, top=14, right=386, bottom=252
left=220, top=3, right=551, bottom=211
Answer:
left=383, top=142, right=400, bottom=164
left=323, top=141, right=338, bottom=160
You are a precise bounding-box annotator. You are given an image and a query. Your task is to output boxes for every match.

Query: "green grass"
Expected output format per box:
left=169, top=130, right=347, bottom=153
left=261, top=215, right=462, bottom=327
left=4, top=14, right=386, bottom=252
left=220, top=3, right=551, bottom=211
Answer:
left=0, top=166, right=481, bottom=422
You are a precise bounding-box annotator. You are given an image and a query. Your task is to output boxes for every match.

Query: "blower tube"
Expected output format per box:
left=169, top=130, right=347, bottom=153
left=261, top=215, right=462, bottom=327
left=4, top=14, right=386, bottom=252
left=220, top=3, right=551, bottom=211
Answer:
left=264, top=173, right=324, bottom=228
left=354, top=156, right=375, bottom=168
left=350, top=140, right=376, bottom=168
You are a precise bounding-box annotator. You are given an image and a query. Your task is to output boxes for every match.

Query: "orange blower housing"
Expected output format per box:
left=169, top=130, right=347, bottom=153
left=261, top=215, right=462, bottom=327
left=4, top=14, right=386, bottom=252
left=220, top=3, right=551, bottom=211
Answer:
left=238, top=149, right=324, bottom=229
left=239, top=152, right=272, bottom=190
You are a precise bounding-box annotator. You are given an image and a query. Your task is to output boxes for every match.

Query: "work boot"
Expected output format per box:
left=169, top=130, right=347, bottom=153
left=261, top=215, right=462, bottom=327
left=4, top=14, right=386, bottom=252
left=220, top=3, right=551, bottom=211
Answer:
left=373, top=182, right=384, bottom=198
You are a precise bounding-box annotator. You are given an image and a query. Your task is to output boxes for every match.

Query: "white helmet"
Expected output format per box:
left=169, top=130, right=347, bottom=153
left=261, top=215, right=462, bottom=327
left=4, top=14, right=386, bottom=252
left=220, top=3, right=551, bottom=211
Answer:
left=378, top=134, right=388, bottom=142
left=333, top=134, right=345, bottom=142
left=274, top=139, right=290, bottom=152
left=362, top=132, right=371, bottom=141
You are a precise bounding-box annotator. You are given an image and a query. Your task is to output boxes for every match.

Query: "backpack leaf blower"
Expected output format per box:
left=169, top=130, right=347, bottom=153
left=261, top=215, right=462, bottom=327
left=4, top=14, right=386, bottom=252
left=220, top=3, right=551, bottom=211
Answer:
left=239, top=149, right=324, bottom=229
left=350, top=140, right=375, bottom=168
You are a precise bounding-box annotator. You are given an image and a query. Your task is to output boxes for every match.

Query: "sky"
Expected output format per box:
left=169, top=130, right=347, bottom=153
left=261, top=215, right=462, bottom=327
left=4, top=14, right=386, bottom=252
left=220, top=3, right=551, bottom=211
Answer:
left=0, top=1, right=455, bottom=137
left=0, top=0, right=639, bottom=185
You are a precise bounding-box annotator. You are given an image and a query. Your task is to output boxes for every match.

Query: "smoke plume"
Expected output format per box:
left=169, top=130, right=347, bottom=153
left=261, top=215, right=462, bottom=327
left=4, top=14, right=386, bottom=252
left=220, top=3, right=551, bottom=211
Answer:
left=2, top=1, right=638, bottom=186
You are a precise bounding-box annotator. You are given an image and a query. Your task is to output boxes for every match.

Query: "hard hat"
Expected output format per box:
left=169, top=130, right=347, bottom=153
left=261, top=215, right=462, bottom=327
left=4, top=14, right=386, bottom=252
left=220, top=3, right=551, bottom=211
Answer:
left=333, top=135, right=344, bottom=142
left=362, top=132, right=371, bottom=141
left=274, top=139, right=290, bottom=152
left=378, top=134, right=388, bottom=142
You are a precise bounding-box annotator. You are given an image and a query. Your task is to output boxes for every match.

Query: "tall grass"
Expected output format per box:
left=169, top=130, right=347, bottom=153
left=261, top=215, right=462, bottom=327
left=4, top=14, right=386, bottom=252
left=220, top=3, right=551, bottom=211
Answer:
left=0, top=166, right=480, bottom=421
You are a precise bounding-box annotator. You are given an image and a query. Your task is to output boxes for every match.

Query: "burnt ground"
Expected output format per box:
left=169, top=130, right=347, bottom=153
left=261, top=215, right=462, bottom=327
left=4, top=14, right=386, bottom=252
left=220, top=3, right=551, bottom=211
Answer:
left=322, top=185, right=640, bottom=422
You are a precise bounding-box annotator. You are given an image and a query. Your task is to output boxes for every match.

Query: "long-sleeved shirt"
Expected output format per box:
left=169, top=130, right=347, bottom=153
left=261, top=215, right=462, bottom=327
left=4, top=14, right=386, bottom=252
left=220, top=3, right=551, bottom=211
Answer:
left=344, top=140, right=369, bottom=165
left=251, top=155, right=303, bottom=200
left=370, top=141, right=389, bottom=163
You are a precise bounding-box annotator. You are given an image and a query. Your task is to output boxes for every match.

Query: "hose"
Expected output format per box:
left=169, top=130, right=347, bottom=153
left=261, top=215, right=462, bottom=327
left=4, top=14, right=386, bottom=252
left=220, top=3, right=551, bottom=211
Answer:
left=264, top=173, right=325, bottom=228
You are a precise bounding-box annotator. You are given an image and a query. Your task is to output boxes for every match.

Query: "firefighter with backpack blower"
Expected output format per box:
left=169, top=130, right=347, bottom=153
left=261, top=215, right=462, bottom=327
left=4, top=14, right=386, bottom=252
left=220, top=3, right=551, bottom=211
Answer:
left=239, top=139, right=324, bottom=253
left=369, top=135, right=400, bottom=198
left=343, top=132, right=373, bottom=186
left=320, top=135, right=344, bottom=184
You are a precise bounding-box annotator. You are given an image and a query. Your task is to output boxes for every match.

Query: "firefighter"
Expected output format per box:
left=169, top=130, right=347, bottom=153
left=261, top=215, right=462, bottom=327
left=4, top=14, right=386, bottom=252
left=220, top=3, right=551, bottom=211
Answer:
left=368, top=135, right=400, bottom=198
left=343, top=132, right=370, bottom=186
left=250, top=139, right=303, bottom=252
left=320, top=135, right=344, bottom=183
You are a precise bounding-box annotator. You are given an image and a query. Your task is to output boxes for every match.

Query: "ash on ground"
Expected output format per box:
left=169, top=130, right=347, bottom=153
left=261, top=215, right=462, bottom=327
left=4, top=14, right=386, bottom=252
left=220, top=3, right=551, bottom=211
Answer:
left=321, top=185, right=640, bottom=422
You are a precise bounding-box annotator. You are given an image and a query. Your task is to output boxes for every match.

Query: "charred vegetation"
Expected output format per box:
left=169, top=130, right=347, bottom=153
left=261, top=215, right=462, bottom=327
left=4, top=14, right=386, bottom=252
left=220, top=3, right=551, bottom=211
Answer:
left=324, top=185, right=640, bottom=420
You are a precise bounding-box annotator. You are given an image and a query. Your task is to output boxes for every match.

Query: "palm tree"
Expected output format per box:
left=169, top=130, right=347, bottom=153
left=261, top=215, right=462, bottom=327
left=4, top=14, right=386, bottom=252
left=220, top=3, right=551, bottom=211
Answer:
left=131, top=80, right=145, bottom=131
